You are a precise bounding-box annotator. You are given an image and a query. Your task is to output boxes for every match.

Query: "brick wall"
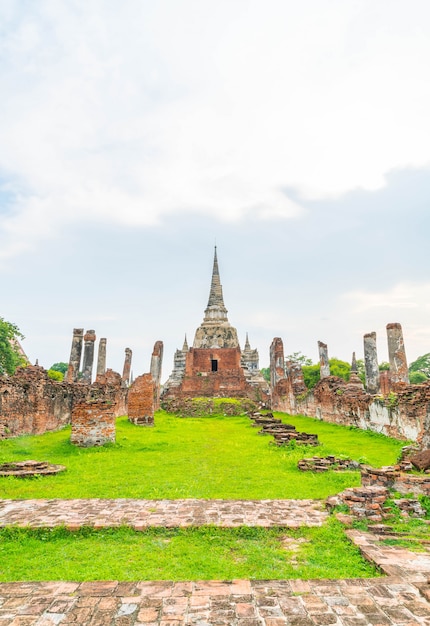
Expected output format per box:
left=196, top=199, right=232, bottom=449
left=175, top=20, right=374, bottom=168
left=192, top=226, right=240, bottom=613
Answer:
left=128, top=374, right=155, bottom=425
left=0, top=366, right=127, bottom=438
left=70, top=400, right=116, bottom=447
left=273, top=375, right=430, bottom=443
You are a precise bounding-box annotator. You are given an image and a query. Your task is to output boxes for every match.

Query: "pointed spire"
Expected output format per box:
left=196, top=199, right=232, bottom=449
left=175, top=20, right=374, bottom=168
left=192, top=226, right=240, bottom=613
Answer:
left=207, top=247, right=227, bottom=310
left=182, top=334, right=189, bottom=351
left=244, top=332, right=251, bottom=351
left=351, top=351, right=357, bottom=373
left=203, top=246, right=228, bottom=323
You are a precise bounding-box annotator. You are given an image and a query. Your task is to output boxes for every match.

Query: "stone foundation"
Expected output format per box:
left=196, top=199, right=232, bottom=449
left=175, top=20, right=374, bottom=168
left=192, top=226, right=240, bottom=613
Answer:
left=0, top=460, right=66, bottom=477
left=70, top=400, right=116, bottom=447
left=298, top=456, right=360, bottom=472
left=327, top=485, right=389, bottom=522
left=361, top=465, right=430, bottom=496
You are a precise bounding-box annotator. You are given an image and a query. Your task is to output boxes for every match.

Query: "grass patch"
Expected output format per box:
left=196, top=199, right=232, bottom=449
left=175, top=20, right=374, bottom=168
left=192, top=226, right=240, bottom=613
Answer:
left=0, top=411, right=403, bottom=500
left=0, top=518, right=378, bottom=581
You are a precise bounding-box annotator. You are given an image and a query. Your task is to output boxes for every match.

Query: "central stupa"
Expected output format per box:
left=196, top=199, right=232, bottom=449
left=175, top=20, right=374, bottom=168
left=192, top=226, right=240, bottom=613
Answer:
left=193, top=247, right=239, bottom=349
left=162, top=247, right=269, bottom=400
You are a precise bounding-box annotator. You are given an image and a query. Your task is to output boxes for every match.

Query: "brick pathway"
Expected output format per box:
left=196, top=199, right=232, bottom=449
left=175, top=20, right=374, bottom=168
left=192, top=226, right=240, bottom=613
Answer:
left=1, top=576, right=430, bottom=625
left=0, top=499, right=430, bottom=624
left=0, top=498, right=328, bottom=529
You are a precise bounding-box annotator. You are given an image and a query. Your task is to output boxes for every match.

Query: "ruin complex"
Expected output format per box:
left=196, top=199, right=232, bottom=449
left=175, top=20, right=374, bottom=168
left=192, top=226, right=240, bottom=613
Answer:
left=271, top=324, right=430, bottom=445
left=162, top=248, right=269, bottom=402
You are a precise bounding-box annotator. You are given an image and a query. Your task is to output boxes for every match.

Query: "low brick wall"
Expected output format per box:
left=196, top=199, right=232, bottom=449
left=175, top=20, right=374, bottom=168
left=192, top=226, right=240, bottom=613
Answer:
left=71, top=400, right=116, bottom=447
left=327, top=486, right=389, bottom=522
left=361, top=465, right=430, bottom=496
left=298, top=456, right=360, bottom=472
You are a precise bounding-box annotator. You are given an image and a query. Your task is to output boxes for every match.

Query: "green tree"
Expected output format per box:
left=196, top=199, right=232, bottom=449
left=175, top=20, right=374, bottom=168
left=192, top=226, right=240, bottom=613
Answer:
left=302, top=363, right=320, bottom=389
left=329, top=358, right=351, bottom=382
left=260, top=367, right=270, bottom=382
left=409, top=353, right=430, bottom=378
left=50, top=362, right=68, bottom=375
left=285, top=352, right=313, bottom=366
left=302, top=358, right=352, bottom=389
left=409, top=371, right=427, bottom=384
left=0, top=317, right=25, bottom=376
left=379, top=361, right=390, bottom=371
left=47, top=369, right=64, bottom=381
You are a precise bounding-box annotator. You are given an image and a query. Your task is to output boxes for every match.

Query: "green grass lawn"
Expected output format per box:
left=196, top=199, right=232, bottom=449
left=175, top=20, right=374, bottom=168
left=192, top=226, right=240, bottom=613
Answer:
left=0, top=519, right=379, bottom=581
left=0, top=411, right=403, bottom=500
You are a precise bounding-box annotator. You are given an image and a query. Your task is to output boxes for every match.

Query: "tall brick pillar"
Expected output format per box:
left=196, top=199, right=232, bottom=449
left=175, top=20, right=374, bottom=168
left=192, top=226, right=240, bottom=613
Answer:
left=364, top=332, right=380, bottom=394
left=128, top=374, right=155, bottom=426
left=96, top=338, right=107, bottom=378
left=387, top=323, right=409, bottom=384
left=65, top=328, right=84, bottom=383
left=270, top=337, right=285, bottom=389
left=318, top=341, right=330, bottom=379
left=122, top=348, right=132, bottom=385
left=150, top=340, right=163, bottom=409
left=81, top=330, right=96, bottom=384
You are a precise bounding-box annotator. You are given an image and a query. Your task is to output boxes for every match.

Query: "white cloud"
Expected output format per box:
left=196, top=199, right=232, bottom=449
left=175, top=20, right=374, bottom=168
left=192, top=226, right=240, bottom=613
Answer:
left=1, top=0, right=430, bottom=258
left=342, top=283, right=430, bottom=313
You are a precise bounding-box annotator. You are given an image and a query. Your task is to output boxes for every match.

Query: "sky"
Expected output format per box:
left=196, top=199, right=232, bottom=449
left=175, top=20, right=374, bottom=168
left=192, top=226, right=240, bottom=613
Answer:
left=1, top=0, right=430, bottom=381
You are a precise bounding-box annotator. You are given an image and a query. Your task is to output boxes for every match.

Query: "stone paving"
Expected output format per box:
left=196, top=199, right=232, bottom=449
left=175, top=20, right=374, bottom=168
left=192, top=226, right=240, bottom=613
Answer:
left=0, top=499, right=328, bottom=529
left=0, top=499, right=430, bottom=625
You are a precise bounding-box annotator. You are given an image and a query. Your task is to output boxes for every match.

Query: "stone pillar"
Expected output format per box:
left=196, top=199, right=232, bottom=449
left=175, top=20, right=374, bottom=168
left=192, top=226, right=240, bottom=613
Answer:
left=348, top=352, right=364, bottom=389
left=270, top=338, right=285, bottom=389
left=286, top=360, right=307, bottom=395
left=150, top=340, right=164, bottom=409
left=364, top=332, right=380, bottom=394
left=122, top=348, right=132, bottom=385
left=81, top=330, right=96, bottom=384
left=71, top=399, right=116, bottom=447
left=386, top=323, right=409, bottom=384
left=318, top=341, right=330, bottom=379
left=96, top=338, right=107, bottom=378
left=65, top=328, right=84, bottom=383
left=128, top=374, right=155, bottom=426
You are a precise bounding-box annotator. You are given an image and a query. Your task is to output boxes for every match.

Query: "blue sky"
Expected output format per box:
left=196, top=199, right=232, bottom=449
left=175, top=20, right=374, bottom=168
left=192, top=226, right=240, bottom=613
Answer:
left=1, top=0, right=430, bottom=379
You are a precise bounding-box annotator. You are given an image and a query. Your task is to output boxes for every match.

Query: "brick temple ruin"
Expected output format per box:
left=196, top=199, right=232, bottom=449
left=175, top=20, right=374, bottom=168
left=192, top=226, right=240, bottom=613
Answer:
left=0, top=327, right=164, bottom=444
left=161, top=247, right=269, bottom=403
left=271, top=323, right=430, bottom=446
left=1, top=248, right=430, bottom=448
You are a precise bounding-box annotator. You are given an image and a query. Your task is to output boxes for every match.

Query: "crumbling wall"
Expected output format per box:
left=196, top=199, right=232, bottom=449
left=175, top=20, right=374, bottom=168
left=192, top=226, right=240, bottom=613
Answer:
left=0, top=366, right=127, bottom=439
left=273, top=374, right=430, bottom=443
left=71, top=399, right=116, bottom=447
left=128, top=374, right=155, bottom=425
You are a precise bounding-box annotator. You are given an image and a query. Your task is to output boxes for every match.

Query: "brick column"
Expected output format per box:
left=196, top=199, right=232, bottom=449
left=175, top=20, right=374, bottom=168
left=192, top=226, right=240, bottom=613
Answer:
left=150, top=341, right=163, bottom=409
left=96, top=338, right=107, bottom=378
left=81, top=330, right=96, bottom=384
left=65, top=328, right=84, bottom=383
left=363, top=332, right=380, bottom=394
left=387, top=323, right=409, bottom=384
left=122, top=348, right=132, bottom=385
left=318, top=341, right=330, bottom=379
left=128, top=374, right=155, bottom=426
left=270, top=337, right=285, bottom=389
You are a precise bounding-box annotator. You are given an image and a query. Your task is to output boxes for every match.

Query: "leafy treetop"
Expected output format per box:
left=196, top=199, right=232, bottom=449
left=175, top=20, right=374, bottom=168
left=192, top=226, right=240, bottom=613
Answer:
left=0, top=317, right=25, bottom=376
